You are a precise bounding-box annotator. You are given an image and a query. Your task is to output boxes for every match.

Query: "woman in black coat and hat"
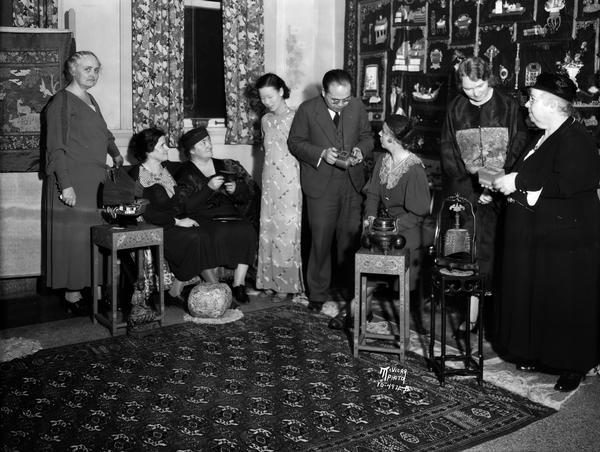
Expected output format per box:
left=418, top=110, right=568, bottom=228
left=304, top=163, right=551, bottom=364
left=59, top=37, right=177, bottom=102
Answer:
left=174, top=127, right=258, bottom=304
left=493, top=72, right=600, bottom=392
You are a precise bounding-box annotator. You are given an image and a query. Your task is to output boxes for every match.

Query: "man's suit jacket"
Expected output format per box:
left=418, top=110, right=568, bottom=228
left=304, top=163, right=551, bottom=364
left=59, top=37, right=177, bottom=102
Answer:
left=288, top=95, right=374, bottom=198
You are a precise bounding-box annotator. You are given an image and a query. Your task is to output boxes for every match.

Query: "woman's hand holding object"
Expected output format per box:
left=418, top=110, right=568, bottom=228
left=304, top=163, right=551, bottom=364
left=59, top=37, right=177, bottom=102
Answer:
left=60, top=187, right=76, bottom=207
left=493, top=172, right=518, bottom=195
left=208, top=175, right=225, bottom=190
left=224, top=181, right=236, bottom=194
left=478, top=188, right=493, bottom=205
left=112, top=154, right=124, bottom=169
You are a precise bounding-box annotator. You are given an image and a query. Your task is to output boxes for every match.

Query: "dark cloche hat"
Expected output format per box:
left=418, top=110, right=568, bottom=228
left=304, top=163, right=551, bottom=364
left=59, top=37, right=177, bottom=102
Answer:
left=531, top=72, right=577, bottom=103
left=179, top=126, right=209, bottom=152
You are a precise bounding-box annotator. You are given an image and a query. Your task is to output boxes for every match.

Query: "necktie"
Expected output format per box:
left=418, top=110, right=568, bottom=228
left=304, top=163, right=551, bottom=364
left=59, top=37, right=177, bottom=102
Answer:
left=333, top=112, right=340, bottom=128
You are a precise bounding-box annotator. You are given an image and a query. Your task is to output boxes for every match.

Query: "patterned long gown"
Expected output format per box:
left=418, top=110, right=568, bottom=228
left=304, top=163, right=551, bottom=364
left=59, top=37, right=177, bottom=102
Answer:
left=256, top=107, right=304, bottom=294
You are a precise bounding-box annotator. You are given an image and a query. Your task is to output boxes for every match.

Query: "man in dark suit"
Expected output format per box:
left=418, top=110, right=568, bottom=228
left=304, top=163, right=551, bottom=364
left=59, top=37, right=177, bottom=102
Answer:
left=288, top=69, right=374, bottom=312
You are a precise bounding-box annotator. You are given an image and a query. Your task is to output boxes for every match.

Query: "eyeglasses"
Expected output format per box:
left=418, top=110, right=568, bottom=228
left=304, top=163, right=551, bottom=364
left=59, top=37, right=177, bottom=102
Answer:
left=326, top=94, right=352, bottom=105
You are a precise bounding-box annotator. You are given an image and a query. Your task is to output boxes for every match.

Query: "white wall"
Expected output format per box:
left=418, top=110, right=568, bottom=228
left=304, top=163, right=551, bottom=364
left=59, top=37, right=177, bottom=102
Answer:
left=264, top=0, right=345, bottom=109
left=59, top=0, right=132, bottom=150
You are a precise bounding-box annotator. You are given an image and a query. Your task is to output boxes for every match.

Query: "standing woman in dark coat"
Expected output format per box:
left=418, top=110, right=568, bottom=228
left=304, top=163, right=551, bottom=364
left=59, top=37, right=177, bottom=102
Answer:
left=494, top=73, right=600, bottom=392
left=44, top=51, right=123, bottom=315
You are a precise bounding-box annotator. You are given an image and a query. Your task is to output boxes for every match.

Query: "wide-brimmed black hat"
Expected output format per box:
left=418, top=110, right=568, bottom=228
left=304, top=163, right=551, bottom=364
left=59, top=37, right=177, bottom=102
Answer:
left=531, top=72, right=577, bottom=103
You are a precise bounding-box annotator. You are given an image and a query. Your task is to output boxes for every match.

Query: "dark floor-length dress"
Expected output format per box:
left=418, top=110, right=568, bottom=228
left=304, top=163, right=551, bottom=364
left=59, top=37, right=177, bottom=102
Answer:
left=175, top=160, right=257, bottom=268
left=130, top=164, right=216, bottom=282
left=496, top=118, right=600, bottom=373
left=495, top=149, right=535, bottom=362
left=44, top=90, right=121, bottom=290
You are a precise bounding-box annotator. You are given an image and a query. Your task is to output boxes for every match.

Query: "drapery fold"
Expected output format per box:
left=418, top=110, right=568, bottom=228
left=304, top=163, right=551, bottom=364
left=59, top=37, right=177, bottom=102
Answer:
left=131, top=0, right=184, bottom=147
left=222, top=0, right=264, bottom=145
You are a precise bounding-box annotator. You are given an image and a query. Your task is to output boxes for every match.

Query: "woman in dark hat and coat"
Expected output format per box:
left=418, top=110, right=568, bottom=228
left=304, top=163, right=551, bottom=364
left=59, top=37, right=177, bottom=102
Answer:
left=175, top=127, right=258, bottom=304
left=130, top=127, right=256, bottom=305
left=493, top=72, right=600, bottom=392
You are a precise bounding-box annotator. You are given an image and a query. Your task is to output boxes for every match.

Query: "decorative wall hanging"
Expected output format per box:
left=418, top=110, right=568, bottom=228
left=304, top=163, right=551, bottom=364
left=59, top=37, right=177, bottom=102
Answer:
left=389, top=75, right=407, bottom=115
left=518, top=41, right=569, bottom=87
left=346, top=0, right=600, bottom=136
left=394, top=0, right=427, bottom=27
left=427, top=40, right=453, bottom=73
left=410, top=73, right=447, bottom=105
left=450, top=0, right=478, bottom=47
left=517, top=0, right=574, bottom=42
left=577, top=0, right=600, bottom=19
left=392, top=27, right=426, bottom=72
left=428, top=0, right=450, bottom=41
left=479, top=25, right=518, bottom=90
left=480, top=0, right=538, bottom=26
left=0, top=28, right=72, bottom=172
left=359, top=0, right=392, bottom=54
left=358, top=52, right=388, bottom=122
left=570, top=20, right=599, bottom=96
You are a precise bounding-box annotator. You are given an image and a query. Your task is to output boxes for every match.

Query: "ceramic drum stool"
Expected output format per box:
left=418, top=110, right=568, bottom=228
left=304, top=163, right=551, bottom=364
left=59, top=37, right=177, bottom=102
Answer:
left=187, top=282, right=232, bottom=318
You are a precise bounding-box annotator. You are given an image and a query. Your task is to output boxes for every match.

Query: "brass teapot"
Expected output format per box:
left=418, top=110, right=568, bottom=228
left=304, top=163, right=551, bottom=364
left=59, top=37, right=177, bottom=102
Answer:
left=361, top=216, right=406, bottom=254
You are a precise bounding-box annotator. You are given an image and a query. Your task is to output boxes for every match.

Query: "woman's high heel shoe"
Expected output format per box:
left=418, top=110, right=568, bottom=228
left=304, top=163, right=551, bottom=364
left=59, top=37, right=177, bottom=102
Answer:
left=452, top=321, right=478, bottom=339
left=554, top=372, right=584, bottom=392
left=65, top=298, right=89, bottom=317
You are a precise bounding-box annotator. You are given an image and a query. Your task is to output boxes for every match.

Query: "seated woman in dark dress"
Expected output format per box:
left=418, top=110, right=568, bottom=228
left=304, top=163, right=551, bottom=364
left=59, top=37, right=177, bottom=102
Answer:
left=174, top=127, right=258, bottom=303
left=130, top=127, right=254, bottom=304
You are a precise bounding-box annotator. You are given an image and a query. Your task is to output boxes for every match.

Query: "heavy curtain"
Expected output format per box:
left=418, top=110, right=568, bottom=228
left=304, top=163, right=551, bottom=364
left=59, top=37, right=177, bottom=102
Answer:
left=222, top=0, right=264, bottom=145
left=12, top=0, right=57, bottom=28
left=131, top=0, right=184, bottom=147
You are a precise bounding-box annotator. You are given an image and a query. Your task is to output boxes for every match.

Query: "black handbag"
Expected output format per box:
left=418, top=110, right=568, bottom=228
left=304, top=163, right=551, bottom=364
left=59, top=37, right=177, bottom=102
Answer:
left=102, top=166, right=142, bottom=206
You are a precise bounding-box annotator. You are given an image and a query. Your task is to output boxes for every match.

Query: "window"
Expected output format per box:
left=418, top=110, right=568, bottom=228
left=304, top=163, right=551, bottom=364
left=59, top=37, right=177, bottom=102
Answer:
left=184, top=0, right=226, bottom=126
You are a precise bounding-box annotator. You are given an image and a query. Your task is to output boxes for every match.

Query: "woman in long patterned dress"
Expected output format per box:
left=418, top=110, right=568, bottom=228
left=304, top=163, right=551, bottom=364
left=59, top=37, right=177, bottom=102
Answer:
left=255, top=73, right=304, bottom=299
left=44, top=51, right=123, bottom=315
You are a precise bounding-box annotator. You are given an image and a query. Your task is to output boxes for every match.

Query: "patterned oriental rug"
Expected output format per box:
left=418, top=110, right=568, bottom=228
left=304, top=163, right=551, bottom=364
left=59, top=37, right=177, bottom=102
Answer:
left=0, top=305, right=554, bottom=451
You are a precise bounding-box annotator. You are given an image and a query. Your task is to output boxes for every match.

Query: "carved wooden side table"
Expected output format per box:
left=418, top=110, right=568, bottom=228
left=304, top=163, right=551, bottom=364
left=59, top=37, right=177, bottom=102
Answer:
left=353, top=247, right=410, bottom=362
left=91, top=223, right=164, bottom=335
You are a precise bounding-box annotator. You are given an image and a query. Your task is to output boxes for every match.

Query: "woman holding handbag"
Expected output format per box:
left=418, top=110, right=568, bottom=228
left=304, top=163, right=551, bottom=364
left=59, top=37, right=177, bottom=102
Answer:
left=44, top=51, right=123, bottom=315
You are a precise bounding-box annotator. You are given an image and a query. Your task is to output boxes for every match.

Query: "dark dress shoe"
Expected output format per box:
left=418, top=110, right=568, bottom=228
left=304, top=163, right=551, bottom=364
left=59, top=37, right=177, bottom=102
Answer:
left=307, top=301, right=323, bottom=312
left=232, top=285, right=250, bottom=304
left=328, top=311, right=373, bottom=330
left=515, top=362, right=538, bottom=372
left=554, top=372, right=583, bottom=392
left=165, top=292, right=186, bottom=308
left=65, top=299, right=89, bottom=317
left=328, top=312, right=349, bottom=330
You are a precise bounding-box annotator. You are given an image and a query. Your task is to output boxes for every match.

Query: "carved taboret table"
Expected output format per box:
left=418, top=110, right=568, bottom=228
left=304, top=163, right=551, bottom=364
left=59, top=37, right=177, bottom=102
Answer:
left=91, top=223, right=164, bottom=335
left=353, top=247, right=410, bottom=362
